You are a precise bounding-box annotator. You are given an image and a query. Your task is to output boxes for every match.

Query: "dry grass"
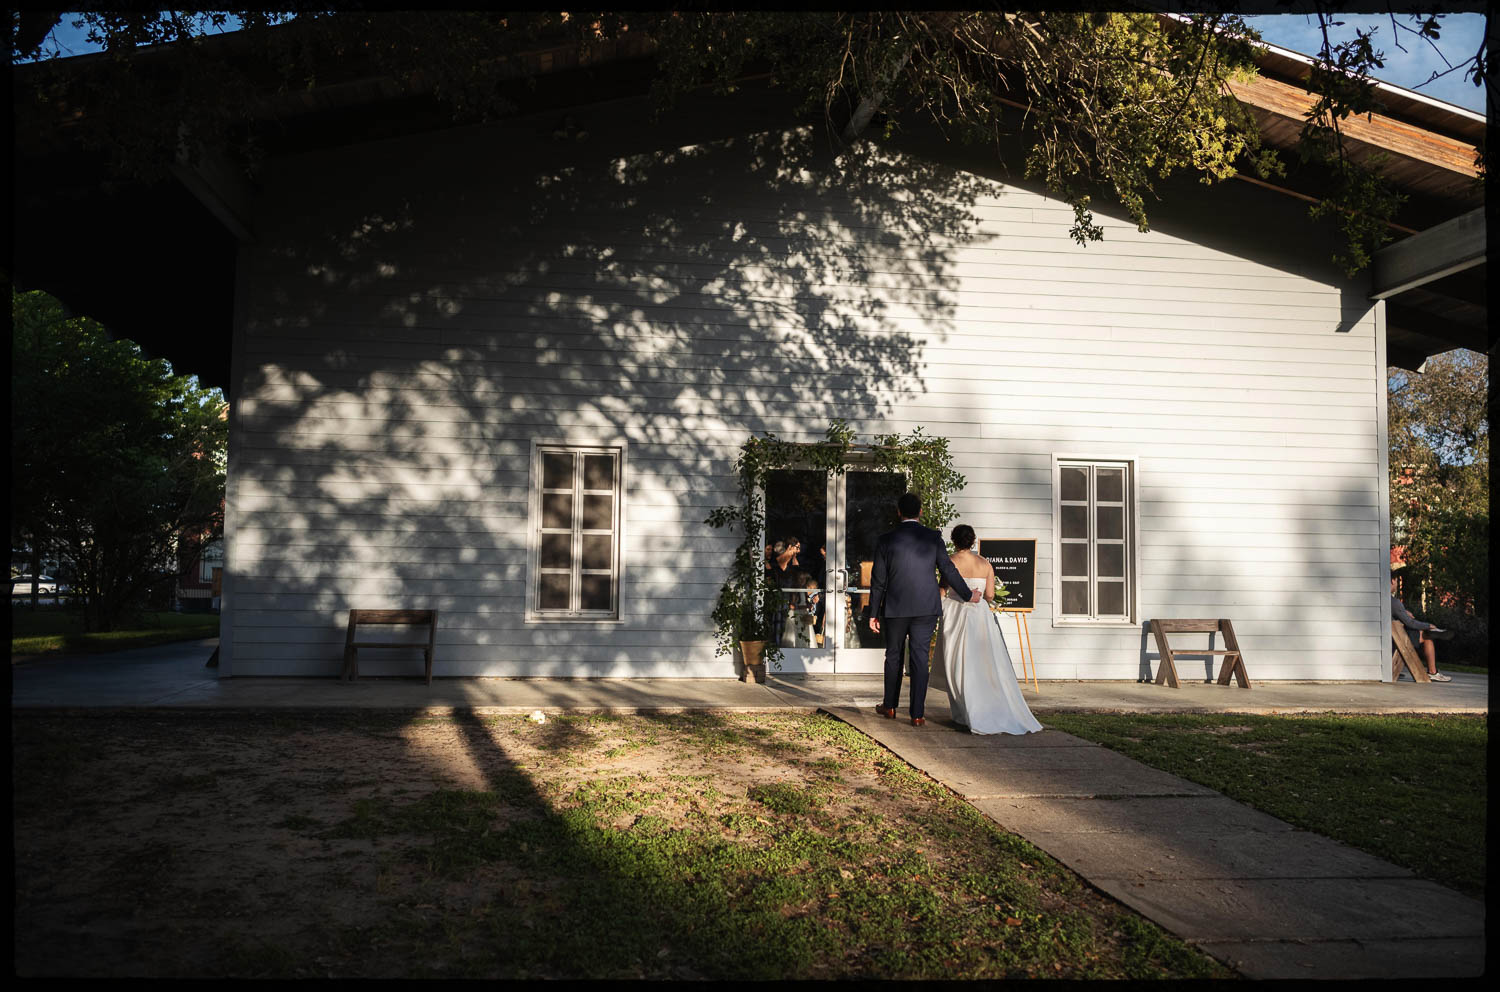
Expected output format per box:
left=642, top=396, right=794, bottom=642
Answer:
left=13, top=709, right=1232, bottom=979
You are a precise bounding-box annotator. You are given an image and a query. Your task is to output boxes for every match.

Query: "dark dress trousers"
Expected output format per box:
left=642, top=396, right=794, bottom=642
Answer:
left=869, top=520, right=973, bottom=719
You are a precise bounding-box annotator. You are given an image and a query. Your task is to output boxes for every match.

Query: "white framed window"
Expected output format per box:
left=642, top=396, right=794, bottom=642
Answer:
left=1052, top=456, right=1137, bottom=625
left=527, top=442, right=625, bottom=622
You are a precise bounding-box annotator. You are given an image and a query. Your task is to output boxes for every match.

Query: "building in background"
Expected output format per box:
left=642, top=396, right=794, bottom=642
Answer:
left=14, top=27, right=1486, bottom=680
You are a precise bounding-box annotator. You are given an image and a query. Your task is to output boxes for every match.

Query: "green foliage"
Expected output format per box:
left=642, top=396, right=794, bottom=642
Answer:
left=1297, top=17, right=1410, bottom=276
left=1306, top=157, right=1408, bottom=277
left=1388, top=351, right=1489, bottom=644
left=648, top=12, right=1271, bottom=246
left=10, top=289, right=227, bottom=631
left=18, top=10, right=1481, bottom=273
left=705, top=420, right=965, bottom=667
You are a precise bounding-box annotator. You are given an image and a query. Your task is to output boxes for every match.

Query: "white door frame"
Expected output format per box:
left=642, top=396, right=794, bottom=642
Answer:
left=758, top=463, right=909, bottom=674
left=768, top=470, right=838, bottom=674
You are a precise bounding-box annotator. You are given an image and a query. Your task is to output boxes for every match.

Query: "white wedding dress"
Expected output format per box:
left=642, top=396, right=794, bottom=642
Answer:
left=940, top=578, right=1043, bottom=735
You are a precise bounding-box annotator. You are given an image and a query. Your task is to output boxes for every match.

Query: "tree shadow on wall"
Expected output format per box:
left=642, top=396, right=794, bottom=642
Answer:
left=231, top=94, right=995, bottom=675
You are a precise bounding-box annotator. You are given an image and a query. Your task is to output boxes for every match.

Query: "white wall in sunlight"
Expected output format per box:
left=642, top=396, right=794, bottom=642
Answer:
left=224, top=97, right=1388, bottom=680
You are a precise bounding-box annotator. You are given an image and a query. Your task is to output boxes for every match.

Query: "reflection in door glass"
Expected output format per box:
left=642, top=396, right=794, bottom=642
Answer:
left=764, top=470, right=827, bottom=649
left=844, top=471, right=906, bottom=650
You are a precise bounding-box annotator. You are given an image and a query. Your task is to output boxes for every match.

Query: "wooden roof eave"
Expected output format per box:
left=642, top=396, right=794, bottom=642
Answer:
left=1226, top=73, right=1481, bottom=177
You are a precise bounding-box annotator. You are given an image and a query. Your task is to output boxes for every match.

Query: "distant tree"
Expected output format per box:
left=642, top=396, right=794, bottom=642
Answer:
left=10, top=289, right=228, bottom=631
left=1388, top=350, right=1489, bottom=627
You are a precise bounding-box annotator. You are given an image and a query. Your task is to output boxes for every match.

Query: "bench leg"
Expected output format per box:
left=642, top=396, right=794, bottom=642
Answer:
left=1149, top=621, right=1179, bottom=688
left=425, top=649, right=433, bottom=686
left=1215, top=654, right=1251, bottom=688
left=1217, top=655, right=1251, bottom=688
left=342, top=646, right=357, bottom=681
left=1390, top=622, right=1430, bottom=682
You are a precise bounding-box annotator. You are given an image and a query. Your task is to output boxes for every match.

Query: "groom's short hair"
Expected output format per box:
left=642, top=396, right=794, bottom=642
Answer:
left=897, top=492, right=921, bottom=519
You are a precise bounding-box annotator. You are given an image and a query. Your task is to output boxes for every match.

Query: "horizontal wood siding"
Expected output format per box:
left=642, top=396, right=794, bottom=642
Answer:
left=226, top=107, right=1383, bottom=679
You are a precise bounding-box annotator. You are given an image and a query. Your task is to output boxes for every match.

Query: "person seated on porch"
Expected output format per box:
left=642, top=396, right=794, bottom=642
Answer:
left=1391, top=575, right=1453, bottom=682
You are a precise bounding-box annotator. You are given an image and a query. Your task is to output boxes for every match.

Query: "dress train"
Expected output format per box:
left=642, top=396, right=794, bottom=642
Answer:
left=939, top=578, right=1042, bottom=735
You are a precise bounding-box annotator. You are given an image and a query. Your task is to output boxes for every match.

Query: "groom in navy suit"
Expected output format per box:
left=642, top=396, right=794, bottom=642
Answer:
left=868, top=492, right=980, bottom=726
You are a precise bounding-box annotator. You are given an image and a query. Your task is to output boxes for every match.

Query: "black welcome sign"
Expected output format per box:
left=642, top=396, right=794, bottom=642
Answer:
left=978, top=538, right=1037, bottom=612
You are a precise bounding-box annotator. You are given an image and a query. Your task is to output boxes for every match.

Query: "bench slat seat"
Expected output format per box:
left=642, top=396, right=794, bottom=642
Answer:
left=1149, top=618, right=1250, bottom=689
left=342, top=609, right=438, bottom=684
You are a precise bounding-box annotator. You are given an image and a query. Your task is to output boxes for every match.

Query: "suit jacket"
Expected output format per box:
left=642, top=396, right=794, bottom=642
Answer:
left=869, top=520, right=972, bottom=619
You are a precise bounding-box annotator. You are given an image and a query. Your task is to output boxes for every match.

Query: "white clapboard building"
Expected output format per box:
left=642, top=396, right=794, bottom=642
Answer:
left=28, top=37, right=1472, bottom=680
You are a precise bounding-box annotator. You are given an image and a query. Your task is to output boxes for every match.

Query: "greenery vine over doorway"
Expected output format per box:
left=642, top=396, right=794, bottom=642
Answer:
left=705, top=419, right=966, bottom=668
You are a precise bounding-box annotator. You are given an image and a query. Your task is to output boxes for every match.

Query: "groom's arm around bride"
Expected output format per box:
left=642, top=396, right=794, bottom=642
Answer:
left=866, top=493, right=980, bottom=725
left=868, top=522, right=980, bottom=636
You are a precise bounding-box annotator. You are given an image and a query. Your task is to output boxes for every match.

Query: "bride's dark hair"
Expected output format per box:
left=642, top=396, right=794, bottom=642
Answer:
left=951, top=524, right=976, bottom=550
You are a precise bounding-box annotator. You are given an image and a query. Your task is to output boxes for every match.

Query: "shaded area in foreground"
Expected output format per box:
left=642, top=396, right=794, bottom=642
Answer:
left=12, top=710, right=1228, bottom=979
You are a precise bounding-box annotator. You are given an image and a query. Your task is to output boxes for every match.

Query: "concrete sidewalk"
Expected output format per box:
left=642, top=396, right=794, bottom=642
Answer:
left=11, top=639, right=1488, bottom=978
left=832, top=698, right=1485, bottom=980
left=10, top=638, right=1489, bottom=715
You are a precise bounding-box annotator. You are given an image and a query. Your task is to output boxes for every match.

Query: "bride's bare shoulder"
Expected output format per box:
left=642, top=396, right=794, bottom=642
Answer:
left=951, top=549, right=988, bottom=578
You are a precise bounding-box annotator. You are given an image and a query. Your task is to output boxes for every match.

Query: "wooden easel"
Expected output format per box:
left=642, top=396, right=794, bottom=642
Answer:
left=997, top=608, right=1038, bottom=693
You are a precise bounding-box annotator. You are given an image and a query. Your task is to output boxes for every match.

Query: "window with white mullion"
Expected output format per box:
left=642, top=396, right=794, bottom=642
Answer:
left=1057, top=459, right=1134, bottom=622
left=1059, top=464, right=1092, bottom=616
left=576, top=451, right=619, bottom=613
left=537, top=449, right=579, bottom=612
left=1094, top=465, right=1129, bottom=619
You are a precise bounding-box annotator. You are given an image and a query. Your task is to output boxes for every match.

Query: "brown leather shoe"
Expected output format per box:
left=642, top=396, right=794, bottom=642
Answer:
left=910, top=717, right=925, bottom=727
left=874, top=705, right=897, bottom=719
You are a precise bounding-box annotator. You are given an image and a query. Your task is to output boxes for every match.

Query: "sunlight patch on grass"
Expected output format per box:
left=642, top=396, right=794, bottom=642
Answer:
left=11, top=608, right=218, bottom=657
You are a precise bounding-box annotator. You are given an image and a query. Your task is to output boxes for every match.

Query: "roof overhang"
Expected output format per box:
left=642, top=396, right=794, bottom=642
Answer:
left=1371, top=208, right=1490, bottom=371
left=11, top=17, right=1489, bottom=386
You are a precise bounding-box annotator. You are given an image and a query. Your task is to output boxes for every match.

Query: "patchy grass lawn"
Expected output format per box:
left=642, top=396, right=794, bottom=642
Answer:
left=12, top=710, right=1232, bottom=980
left=1041, top=712, right=1486, bottom=898
left=10, top=607, right=217, bottom=659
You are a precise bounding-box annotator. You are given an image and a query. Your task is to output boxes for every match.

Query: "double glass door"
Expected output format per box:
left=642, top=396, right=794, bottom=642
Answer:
left=763, top=468, right=907, bottom=673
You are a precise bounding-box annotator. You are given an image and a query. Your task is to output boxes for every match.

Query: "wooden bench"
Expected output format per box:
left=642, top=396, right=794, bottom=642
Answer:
left=342, top=609, right=438, bottom=684
left=1149, top=618, right=1249, bottom=688
left=1390, top=620, right=1431, bottom=682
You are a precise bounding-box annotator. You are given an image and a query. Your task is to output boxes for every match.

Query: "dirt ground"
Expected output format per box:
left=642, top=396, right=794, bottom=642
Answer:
left=12, top=709, right=1229, bottom=979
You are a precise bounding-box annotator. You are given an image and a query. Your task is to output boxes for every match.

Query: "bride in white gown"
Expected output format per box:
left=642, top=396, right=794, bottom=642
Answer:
left=938, top=526, right=1042, bottom=736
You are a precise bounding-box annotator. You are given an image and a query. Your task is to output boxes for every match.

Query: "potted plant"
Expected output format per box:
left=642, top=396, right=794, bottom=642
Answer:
left=718, top=580, right=781, bottom=683
left=707, top=488, right=787, bottom=682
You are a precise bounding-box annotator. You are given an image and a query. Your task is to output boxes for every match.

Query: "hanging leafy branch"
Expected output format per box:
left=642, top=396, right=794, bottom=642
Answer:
left=645, top=11, right=1280, bottom=246
left=705, top=420, right=965, bottom=668
left=13, top=10, right=1487, bottom=271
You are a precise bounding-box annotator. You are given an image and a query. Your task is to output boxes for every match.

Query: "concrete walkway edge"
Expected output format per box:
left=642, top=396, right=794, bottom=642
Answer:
left=817, top=703, right=1486, bottom=980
